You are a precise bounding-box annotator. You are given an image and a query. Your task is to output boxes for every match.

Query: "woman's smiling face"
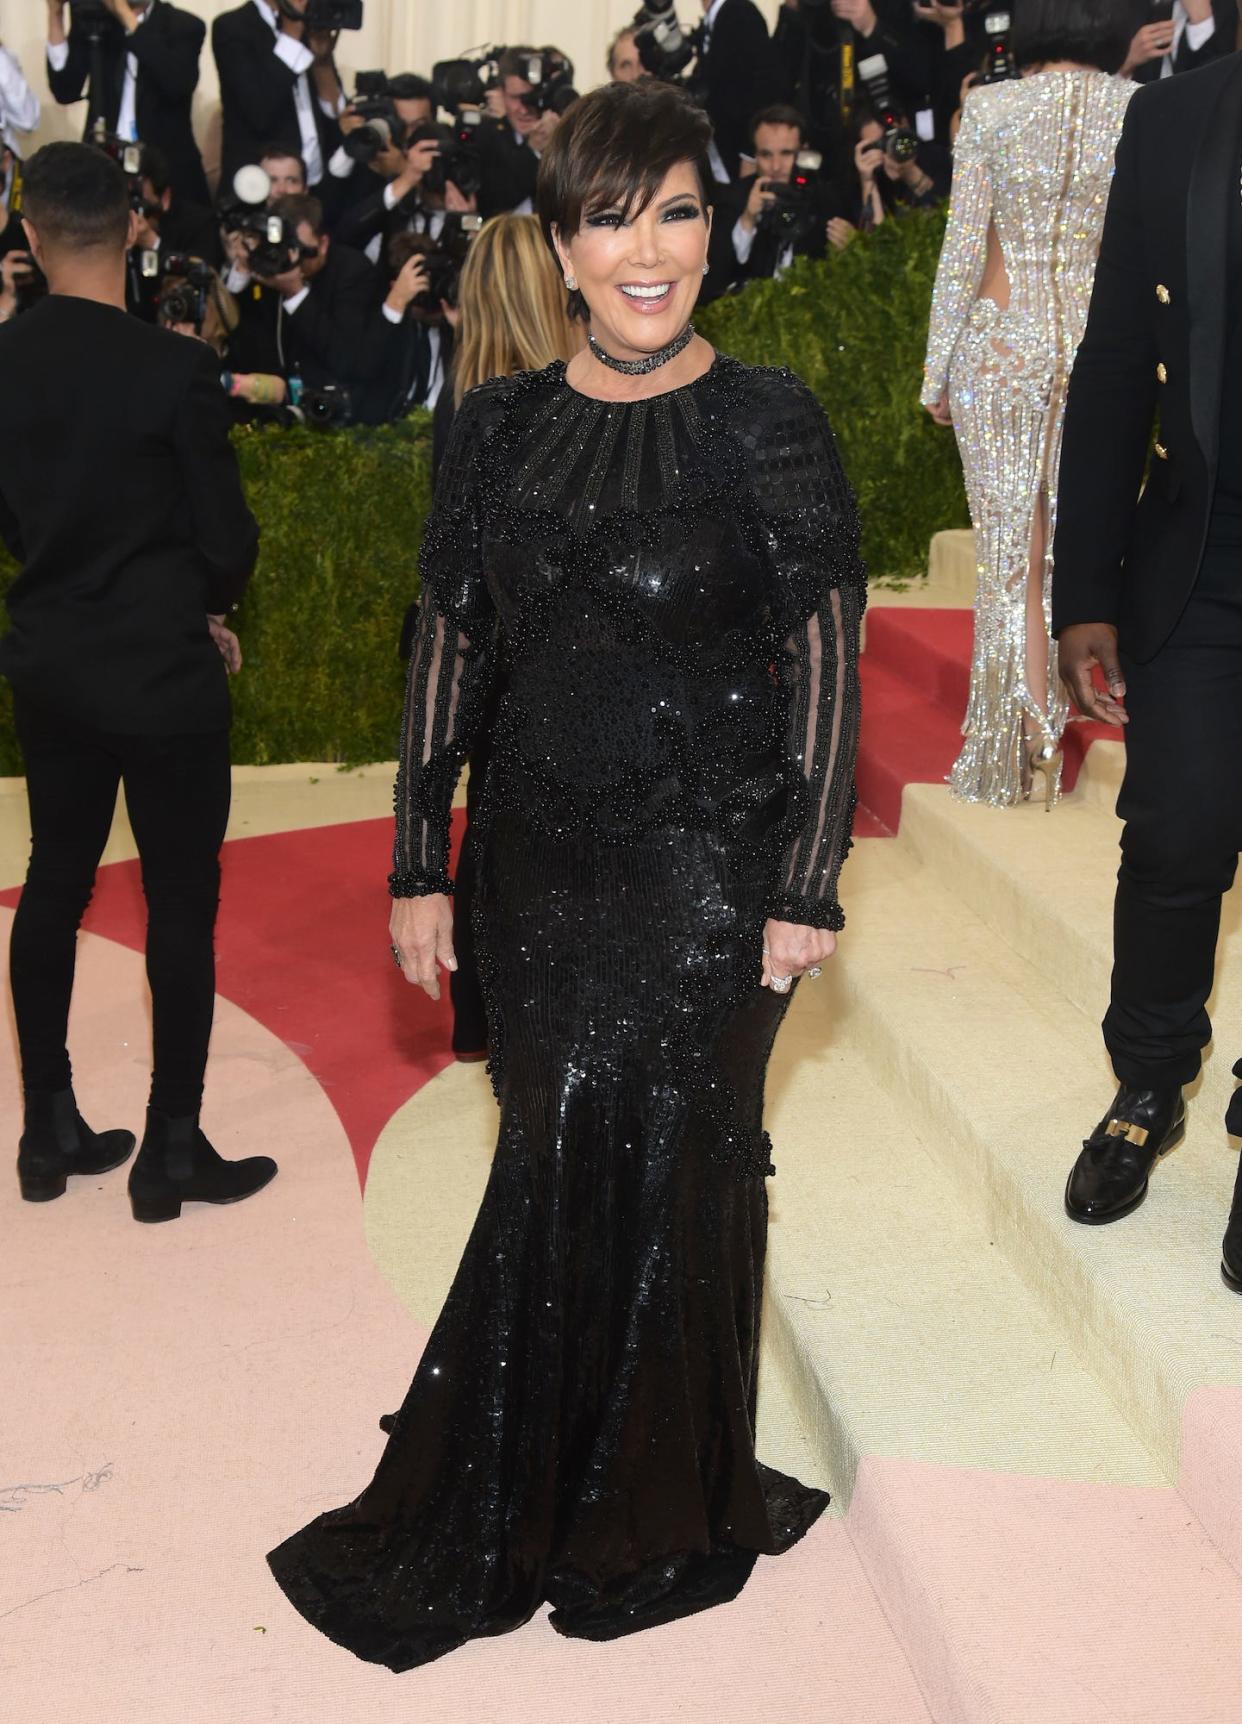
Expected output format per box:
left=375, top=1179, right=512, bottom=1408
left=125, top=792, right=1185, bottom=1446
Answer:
left=553, top=160, right=711, bottom=360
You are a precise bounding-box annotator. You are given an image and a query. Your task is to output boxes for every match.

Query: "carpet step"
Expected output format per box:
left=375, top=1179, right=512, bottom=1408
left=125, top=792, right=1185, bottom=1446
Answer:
left=863, top=607, right=973, bottom=714
left=766, top=964, right=1242, bottom=1722
left=855, top=657, right=960, bottom=834
left=830, top=828, right=1242, bottom=1585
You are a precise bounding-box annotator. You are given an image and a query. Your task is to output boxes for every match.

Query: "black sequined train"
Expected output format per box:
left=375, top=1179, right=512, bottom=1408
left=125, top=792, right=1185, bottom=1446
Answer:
left=267, top=353, right=866, bottom=1668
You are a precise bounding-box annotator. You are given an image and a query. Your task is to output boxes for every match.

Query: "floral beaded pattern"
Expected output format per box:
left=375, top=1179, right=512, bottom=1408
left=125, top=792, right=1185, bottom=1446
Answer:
left=390, top=354, right=866, bottom=931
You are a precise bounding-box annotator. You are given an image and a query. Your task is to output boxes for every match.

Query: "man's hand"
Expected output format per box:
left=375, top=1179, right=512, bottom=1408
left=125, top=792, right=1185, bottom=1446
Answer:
left=369, top=138, right=409, bottom=181
left=443, top=178, right=475, bottom=214
left=101, top=0, right=140, bottom=29
left=528, top=110, right=560, bottom=154
left=384, top=254, right=428, bottom=318
left=278, top=0, right=307, bottom=40
left=307, top=26, right=336, bottom=63
left=855, top=136, right=881, bottom=183
left=1058, top=622, right=1129, bottom=726
left=761, top=918, right=838, bottom=990
left=1122, top=20, right=1175, bottom=72
left=830, top=0, right=878, bottom=35
left=913, top=0, right=966, bottom=44
left=740, top=175, right=777, bottom=234
left=338, top=107, right=365, bottom=135
left=826, top=216, right=857, bottom=251
left=207, top=614, right=242, bottom=674
left=483, top=87, right=505, bottom=119
left=390, top=894, right=457, bottom=1001
left=1, top=251, right=34, bottom=293
left=402, top=136, right=439, bottom=188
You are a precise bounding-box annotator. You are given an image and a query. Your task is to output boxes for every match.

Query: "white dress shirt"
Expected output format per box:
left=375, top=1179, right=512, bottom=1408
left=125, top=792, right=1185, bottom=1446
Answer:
left=47, top=1, right=155, bottom=142
left=252, top=0, right=323, bottom=185
left=0, top=47, right=40, bottom=156
left=1162, top=1, right=1216, bottom=77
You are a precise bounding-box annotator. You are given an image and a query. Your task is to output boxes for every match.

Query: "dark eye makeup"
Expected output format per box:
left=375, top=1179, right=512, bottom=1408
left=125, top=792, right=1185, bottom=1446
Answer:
left=584, top=201, right=703, bottom=229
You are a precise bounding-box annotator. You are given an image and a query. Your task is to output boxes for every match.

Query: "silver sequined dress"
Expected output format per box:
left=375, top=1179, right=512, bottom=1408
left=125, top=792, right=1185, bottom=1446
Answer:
left=922, top=69, right=1134, bottom=805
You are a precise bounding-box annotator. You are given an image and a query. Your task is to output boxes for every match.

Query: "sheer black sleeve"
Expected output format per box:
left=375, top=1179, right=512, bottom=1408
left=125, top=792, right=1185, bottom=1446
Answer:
left=746, top=370, right=866, bottom=931
left=388, top=390, right=499, bottom=899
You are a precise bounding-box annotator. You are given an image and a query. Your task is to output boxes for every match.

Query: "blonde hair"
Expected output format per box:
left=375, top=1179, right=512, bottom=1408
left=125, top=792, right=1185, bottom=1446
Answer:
left=453, top=213, right=580, bottom=406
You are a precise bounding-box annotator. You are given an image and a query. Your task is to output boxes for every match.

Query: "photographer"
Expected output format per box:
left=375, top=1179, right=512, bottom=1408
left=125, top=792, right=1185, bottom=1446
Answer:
left=45, top=0, right=209, bottom=206
left=227, top=190, right=381, bottom=406
left=827, top=103, right=949, bottom=248
left=335, top=121, right=480, bottom=263
left=698, top=0, right=784, bottom=180
left=325, top=72, right=435, bottom=220
left=0, top=147, right=40, bottom=325
left=0, top=39, right=40, bottom=158
left=607, top=28, right=644, bottom=82
left=136, top=141, right=219, bottom=264
left=708, top=104, right=845, bottom=292
left=1121, top=0, right=1234, bottom=78
left=0, top=141, right=274, bottom=1221
left=212, top=0, right=344, bottom=190
left=158, top=258, right=239, bottom=358
left=476, top=47, right=564, bottom=217
left=352, top=233, right=450, bottom=425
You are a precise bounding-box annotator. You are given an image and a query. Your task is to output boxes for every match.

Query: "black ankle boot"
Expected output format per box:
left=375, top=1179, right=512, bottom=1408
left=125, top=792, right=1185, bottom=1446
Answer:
left=1222, top=1149, right=1242, bottom=1294
left=128, top=1109, right=277, bottom=1223
left=1065, top=1085, right=1186, bottom=1224
left=17, top=1088, right=135, bottom=1203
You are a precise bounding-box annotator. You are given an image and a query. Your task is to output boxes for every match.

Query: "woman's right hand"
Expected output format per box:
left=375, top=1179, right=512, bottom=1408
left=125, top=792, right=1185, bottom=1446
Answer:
left=924, top=389, right=952, bottom=426
left=390, top=894, right=457, bottom=1000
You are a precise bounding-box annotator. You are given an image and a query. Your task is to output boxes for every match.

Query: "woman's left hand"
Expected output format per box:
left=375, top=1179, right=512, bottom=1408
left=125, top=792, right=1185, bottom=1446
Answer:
left=761, top=918, right=837, bottom=990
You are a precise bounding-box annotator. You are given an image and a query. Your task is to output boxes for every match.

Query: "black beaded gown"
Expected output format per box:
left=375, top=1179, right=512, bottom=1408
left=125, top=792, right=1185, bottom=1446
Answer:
left=266, top=353, right=866, bottom=1669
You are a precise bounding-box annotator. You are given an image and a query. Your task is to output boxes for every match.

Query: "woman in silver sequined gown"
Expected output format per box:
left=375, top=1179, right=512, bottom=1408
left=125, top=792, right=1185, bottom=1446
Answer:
left=922, top=31, right=1135, bottom=806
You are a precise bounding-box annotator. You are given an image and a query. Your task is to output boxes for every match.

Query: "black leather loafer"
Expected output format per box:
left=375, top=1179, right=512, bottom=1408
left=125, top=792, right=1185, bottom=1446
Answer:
left=1065, top=1085, right=1186, bottom=1224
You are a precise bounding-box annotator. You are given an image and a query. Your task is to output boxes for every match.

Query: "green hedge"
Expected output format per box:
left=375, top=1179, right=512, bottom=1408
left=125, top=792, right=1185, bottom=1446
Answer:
left=0, top=210, right=966, bottom=771
left=696, top=204, right=968, bottom=585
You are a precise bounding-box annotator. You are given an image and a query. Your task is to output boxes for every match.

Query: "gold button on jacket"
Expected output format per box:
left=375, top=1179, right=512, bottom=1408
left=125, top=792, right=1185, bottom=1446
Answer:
left=1156, top=362, right=1168, bottom=383
left=1154, top=441, right=1169, bottom=460
left=1156, top=284, right=1171, bottom=305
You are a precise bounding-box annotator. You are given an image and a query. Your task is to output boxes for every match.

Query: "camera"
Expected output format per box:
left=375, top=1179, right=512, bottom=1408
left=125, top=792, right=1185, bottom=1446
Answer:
left=981, top=11, right=1018, bottom=84
left=431, top=51, right=495, bottom=114
left=511, top=49, right=579, bottom=116
left=632, top=2, right=702, bottom=81
left=157, top=255, right=219, bottom=333
left=88, top=126, right=149, bottom=210
left=276, top=0, right=364, bottom=28
left=858, top=54, right=918, bottom=162
left=421, top=112, right=484, bottom=202
left=756, top=149, right=825, bottom=247
left=68, top=0, right=121, bottom=33
left=291, top=380, right=353, bottom=427
left=392, top=215, right=484, bottom=317
left=218, top=167, right=305, bottom=277
left=343, top=71, right=408, bottom=165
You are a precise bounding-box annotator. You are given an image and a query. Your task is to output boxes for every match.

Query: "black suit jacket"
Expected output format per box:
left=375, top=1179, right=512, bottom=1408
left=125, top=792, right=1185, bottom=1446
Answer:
left=47, top=2, right=208, bottom=206
left=212, top=1, right=332, bottom=190
left=229, top=243, right=383, bottom=389
left=0, top=297, right=257, bottom=733
left=477, top=122, right=539, bottom=219
left=701, top=0, right=783, bottom=180
left=1053, top=54, right=1242, bottom=663
left=1133, top=0, right=1236, bottom=83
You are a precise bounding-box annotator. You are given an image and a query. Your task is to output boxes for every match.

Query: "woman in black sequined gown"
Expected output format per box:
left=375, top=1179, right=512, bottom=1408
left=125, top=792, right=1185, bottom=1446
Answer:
left=267, top=81, right=866, bottom=1670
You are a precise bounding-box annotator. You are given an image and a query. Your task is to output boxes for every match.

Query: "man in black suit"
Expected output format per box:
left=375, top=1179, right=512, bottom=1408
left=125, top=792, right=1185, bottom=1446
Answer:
left=705, top=103, right=845, bottom=297
left=0, top=143, right=276, bottom=1221
left=698, top=0, right=784, bottom=180
left=228, top=190, right=382, bottom=400
left=1122, top=0, right=1236, bottom=82
left=45, top=0, right=209, bottom=206
left=213, top=0, right=342, bottom=191
left=1052, top=55, right=1242, bottom=1289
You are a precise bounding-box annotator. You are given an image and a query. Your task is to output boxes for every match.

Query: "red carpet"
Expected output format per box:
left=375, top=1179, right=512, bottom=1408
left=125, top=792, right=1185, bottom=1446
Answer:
left=0, top=812, right=468, bottom=1189
left=0, top=606, right=1108, bottom=1186
left=857, top=608, right=1119, bottom=832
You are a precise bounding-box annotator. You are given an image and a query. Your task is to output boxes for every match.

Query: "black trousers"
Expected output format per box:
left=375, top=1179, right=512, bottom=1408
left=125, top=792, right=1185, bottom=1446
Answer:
left=1106, top=544, right=1242, bottom=1088
left=9, top=698, right=232, bottom=1116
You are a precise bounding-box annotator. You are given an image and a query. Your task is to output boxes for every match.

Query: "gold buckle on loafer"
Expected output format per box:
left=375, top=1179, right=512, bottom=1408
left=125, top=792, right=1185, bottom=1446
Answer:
left=1105, top=1118, right=1151, bottom=1147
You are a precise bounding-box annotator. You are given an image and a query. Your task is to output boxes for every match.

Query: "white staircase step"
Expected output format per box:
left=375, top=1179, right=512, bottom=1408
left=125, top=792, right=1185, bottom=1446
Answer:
left=822, top=833, right=1242, bottom=1518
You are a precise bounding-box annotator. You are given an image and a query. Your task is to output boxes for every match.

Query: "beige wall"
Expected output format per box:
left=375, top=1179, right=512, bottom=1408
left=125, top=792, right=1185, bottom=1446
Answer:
left=1, top=0, right=783, bottom=173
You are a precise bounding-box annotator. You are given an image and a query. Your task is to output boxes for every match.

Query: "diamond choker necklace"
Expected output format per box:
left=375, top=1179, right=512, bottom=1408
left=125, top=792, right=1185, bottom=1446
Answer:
left=587, top=323, right=695, bottom=376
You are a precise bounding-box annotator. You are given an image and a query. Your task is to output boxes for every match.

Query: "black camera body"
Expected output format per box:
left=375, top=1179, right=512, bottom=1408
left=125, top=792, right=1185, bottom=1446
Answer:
left=430, top=54, right=492, bottom=115
left=512, top=49, right=579, bottom=116
left=68, top=0, right=122, bottom=35
left=421, top=112, right=484, bottom=202
left=295, top=381, right=353, bottom=427
left=219, top=198, right=301, bottom=278
left=276, top=0, right=364, bottom=28
left=756, top=150, right=825, bottom=247
left=633, top=2, right=703, bottom=81
left=981, top=10, right=1018, bottom=84
left=858, top=53, right=918, bottom=162
left=157, top=255, right=218, bottom=332
left=343, top=73, right=408, bottom=165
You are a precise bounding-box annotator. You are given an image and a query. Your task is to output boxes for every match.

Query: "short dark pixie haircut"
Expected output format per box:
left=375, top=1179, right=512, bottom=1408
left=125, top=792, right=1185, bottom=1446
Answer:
left=537, top=80, right=713, bottom=323
left=1011, top=0, right=1141, bottom=74
left=22, top=141, right=130, bottom=251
